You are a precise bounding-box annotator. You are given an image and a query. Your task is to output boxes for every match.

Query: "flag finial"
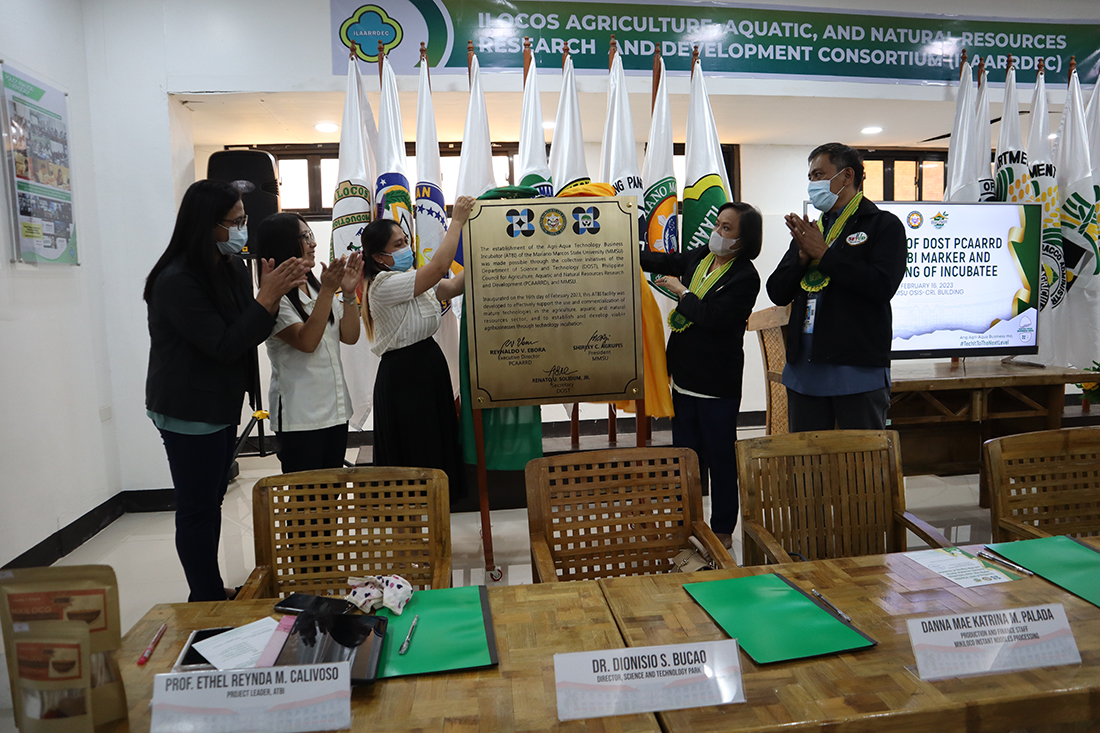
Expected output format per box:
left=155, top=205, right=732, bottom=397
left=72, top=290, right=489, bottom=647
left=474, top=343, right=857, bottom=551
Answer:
left=467, top=40, right=475, bottom=83
left=523, top=37, right=532, bottom=84
left=652, top=47, right=662, bottom=113
left=378, top=41, right=385, bottom=84
left=977, top=56, right=986, bottom=85
left=1070, top=55, right=1077, bottom=76
left=349, top=41, right=359, bottom=60
left=420, top=42, right=427, bottom=63
left=959, top=48, right=967, bottom=80
left=692, top=45, right=700, bottom=73
left=1007, top=53, right=1014, bottom=71
left=1038, top=57, right=1045, bottom=74
left=609, top=35, right=617, bottom=69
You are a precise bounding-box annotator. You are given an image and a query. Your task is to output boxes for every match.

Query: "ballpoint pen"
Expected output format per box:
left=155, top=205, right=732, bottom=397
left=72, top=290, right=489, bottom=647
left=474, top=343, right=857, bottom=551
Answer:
left=398, top=614, right=420, bottom=655
left=137, top=623, right=168, bottom=666
left=978, top=550, right=1035, bottom=577
left=811, top=589, right=852, bottom=623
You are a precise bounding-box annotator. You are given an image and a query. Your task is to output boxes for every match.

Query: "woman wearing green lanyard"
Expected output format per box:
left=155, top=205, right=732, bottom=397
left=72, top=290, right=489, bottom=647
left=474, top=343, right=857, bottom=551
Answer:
left=640, top=201, right=763, bottom=550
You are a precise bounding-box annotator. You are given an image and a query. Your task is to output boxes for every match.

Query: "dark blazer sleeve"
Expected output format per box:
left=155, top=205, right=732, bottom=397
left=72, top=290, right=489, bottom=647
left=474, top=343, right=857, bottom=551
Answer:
left=674, top=262, right=760, bottom=334
left=639, top=250, right=688, bottom=277
left=766, top=240, right=810, bottom=306
left=817, top=213, right=907, bottom=303
left=154, top=266, right=275, bottom=364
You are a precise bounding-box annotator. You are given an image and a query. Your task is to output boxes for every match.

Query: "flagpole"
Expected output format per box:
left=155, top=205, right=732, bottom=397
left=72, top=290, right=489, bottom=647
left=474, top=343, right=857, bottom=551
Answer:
left=959, top=48, right=968, bottom=79
left=651, top=47, right=661, bottom=113
left=378, top=41, right=385, bottom=84
left=465, top=41, right=500, bottom=582
left=420, top=41, right=429, bottom=87
left=523, top=36, right=531, bottom=84
left=607, top=34, right=621, bottom=444
left=691, top=45, right=699, bottom=77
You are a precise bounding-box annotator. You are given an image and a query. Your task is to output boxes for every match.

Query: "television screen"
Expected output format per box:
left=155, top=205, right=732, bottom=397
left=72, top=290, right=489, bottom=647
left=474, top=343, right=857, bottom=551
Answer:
left=880, top=202, right=1042, bottom=359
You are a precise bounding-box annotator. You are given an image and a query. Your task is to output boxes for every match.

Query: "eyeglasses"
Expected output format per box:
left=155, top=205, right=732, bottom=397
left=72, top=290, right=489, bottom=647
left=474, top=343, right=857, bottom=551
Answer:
left=298, top=231, right=316, bottom=242
left=220, top=215, right=248, bottom=231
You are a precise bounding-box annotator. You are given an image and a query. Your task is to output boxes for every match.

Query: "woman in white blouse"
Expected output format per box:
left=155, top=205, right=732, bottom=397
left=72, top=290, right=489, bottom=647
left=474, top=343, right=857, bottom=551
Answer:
left=255, top=213, right=363, bottom=472
left=360, top=195, right=475, bottom=493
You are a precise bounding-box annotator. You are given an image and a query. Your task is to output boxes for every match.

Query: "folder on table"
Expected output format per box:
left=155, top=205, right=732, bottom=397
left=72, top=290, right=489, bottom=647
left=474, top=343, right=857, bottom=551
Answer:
left=684, top=574, right=876, bottom=664
left=376, top=585, right=499, bottom=678
left=985, top=536, right=1100, bottom=608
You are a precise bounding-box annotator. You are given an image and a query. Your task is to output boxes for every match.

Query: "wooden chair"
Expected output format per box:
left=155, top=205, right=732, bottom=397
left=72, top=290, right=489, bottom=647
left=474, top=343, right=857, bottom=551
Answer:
left=746, top=304, right=791, bottom=435
left=524, top=447, right=736, bottom=582
left=736, top=430, right=951, bottom=565
left=984, top=427, right=1100, bottom=542
left=236, top=467, right=451, bottom=600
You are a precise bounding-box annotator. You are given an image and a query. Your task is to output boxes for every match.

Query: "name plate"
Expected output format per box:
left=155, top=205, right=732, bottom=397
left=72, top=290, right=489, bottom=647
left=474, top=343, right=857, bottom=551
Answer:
left=150, top=662, right=351, bottom=733
left=907, top=604, right=1081, bottom=681
left=554, top=640, right=745, bottom=720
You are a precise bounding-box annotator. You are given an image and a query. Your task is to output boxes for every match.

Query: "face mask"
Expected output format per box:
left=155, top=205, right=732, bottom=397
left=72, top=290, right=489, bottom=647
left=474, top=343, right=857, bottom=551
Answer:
left=216, top=225, right=248, bottom=255
left=388, top=245, right=414, bottom=272
left=808, top=169, right=845, bottom=212
left=708, top=231, right=740, bottom=257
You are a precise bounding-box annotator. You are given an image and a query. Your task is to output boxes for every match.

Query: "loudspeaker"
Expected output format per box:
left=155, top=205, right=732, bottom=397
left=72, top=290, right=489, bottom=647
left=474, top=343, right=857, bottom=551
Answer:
left=207, top=149, right=280, bottom=256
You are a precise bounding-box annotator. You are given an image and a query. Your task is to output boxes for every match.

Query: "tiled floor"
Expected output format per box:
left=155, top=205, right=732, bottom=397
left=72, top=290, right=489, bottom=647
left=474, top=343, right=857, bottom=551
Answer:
left=0, top=434, right=989, bottom=729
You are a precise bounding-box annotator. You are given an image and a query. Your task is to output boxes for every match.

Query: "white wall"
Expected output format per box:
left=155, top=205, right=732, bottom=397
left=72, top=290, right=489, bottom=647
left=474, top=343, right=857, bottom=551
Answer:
left=2, top=0, right=1099, bottom=570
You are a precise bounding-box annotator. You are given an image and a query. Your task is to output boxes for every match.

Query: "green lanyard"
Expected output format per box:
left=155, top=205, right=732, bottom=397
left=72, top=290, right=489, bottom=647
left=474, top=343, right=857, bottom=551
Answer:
left=800, top=191, right=863, bottom=292
left=668, top=253, right=735, bottom=333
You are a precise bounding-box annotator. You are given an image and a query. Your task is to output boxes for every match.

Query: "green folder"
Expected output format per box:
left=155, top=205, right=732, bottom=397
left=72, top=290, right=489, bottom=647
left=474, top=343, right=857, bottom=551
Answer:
left=684, top=574, right=876, bottom=664
left=376, top=585, right=499, bottom=678
left=986, top=536, right=1100, bottom=608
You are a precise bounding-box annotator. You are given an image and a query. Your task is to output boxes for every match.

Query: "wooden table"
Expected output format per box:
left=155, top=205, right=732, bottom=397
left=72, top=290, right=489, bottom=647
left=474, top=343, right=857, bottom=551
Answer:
left=109, top=583, right=659, bottom=733
left=599, top=539, right=1100, bottom=733
left=890, top=360, right=1090, bottom=505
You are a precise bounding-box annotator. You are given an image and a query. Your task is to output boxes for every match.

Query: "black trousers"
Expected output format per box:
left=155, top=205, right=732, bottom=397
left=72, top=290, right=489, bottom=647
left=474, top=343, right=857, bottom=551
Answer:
left=786, top=386, right=892, bottom=432
left=276, top=422, right=349, bottom=474
left=671, top=390, right=741, bottom=535
left=158, top=426, right=236, bottom=602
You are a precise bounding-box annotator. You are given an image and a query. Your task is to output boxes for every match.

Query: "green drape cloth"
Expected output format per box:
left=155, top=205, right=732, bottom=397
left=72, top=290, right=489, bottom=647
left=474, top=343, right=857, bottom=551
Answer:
left=457, top=186, right=545, bottom=470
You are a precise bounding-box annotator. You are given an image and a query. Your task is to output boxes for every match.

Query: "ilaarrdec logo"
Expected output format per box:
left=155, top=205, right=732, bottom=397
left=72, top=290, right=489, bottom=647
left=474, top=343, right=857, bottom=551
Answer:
left=572, top=206, right=600, bottom=234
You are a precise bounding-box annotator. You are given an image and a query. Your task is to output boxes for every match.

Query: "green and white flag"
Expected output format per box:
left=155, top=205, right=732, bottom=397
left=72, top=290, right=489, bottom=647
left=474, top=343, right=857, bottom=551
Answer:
left=330, top=54, right=376, bottom=259
left=995, top=66, right=1031, bottom=203
left=516, top=53, right=552, bottom=197
left=456, top=54, right=497, bottom=202
left=600, top=53, right=641, bottom=205
left=682, top=59, right=729, bottom=252
left=972, top=65, right=996, bottom=201
left=641, top=56, right=679, bottom=298
left=1055, top=67, right=1098, bottom=290
left=549, top=54, right=590, bottom=195
left=944, top=61, right=976, bottom=201
left=1026, top=68, right=1065, bottom=365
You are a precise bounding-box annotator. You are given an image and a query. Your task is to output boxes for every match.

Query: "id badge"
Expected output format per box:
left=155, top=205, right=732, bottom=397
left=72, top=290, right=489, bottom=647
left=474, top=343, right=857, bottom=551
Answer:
left=802, top=295, right=817, bottom=334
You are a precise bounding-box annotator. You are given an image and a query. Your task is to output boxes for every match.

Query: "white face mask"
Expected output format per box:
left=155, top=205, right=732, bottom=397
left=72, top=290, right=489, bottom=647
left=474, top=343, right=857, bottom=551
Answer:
left=808, top=169, right=845, bottom=212
left=708, top=230, right=740, bottom=257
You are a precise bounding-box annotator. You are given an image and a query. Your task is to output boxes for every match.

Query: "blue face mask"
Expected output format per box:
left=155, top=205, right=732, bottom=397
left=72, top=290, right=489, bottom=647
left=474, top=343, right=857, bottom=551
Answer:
left=217, top=225, right=248, bottom=255
left=808, top=169, right=845, bottom=212
left=388, top=245, right=414, bottom=272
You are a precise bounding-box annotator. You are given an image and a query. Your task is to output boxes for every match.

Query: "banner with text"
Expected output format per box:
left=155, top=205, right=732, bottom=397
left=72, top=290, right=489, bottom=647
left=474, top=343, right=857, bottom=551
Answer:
left=330, top=0, right=1100, bottom=84
left=883, top=202, right=1042, bottom=358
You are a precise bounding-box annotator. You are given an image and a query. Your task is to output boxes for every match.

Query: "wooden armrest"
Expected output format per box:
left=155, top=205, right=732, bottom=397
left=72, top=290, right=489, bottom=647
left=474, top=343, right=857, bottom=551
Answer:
left=235, top=567, right=272, bottom=601
left=765, top=369, right=784, bottom=384
left=431, top=557, right=452, bottom=589
left=897, top=511, right=953, bottom=549
left=530, top=535, right=559, bottom=582
left=742, top=519, right=795, bottom=564
left=999, top=517, right=1053, bottom=540
left=691, top=521, right=737, bottom=569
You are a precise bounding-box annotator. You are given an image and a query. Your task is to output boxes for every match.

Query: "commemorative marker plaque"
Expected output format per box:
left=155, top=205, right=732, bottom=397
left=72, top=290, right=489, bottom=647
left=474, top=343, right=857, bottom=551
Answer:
left=464, top=197, right=642, bottom=409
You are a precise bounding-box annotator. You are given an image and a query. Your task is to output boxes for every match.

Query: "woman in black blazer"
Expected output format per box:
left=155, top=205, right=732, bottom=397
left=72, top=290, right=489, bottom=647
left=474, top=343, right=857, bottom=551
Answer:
left=639, top=201, right=762, bottom=550
left=144, top=179, right=307, bottom=601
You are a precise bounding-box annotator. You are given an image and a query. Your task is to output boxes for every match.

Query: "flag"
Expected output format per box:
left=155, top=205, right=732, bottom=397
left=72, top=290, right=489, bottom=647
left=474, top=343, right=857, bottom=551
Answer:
left=1056, top=66, right=1099, bottom=369
left=549, top=54, right=590, bottom=195
left=641, top=55, right=679, bottom=298
left=1026, top=68, right=1065, bottom=365
left=1054, top=67, right=1097, bottom=291
left=995, top=66, right=1031, bottom=203
left=1087, top=78, right=1100, bottom=203
left=330, top=55, right=375, bottom=259
left=682, top=58, right=729, bottom=252
left=415, top=56, right=460, bottom=396
left=516, top=53, right=553, bottom=197
left=972, top=65, right=996, bottom=201
left=944, top=61, right=977, bottom=201
left=332, top=55, right=380, bottom=428
left=376, top=56, right=413, bottom=243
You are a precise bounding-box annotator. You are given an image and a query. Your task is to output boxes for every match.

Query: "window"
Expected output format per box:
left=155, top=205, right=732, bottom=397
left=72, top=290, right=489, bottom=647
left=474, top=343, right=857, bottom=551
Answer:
left=859, top=150, right=948, bottom=202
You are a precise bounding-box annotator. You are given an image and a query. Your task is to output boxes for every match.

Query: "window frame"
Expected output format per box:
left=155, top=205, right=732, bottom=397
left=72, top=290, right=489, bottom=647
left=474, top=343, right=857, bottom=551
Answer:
left=858, top=148, right=948, bottom=202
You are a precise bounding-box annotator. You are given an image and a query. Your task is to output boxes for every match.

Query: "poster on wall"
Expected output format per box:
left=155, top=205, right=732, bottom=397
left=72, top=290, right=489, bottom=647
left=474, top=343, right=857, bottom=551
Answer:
left=1, top=62, right=77, bottom=265
left=329, top=0, right=1100, bottom=85
left=882, top=202, right=1042, bottom=358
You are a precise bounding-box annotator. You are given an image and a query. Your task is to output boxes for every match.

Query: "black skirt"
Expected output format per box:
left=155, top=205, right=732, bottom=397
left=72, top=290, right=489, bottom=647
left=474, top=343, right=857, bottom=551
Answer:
left=373, top=338, right=465, bottom=500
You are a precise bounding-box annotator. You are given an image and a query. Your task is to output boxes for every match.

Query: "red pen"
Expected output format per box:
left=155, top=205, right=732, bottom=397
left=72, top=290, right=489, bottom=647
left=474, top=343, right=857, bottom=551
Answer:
left=137, top=623, right=168, bottom=666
